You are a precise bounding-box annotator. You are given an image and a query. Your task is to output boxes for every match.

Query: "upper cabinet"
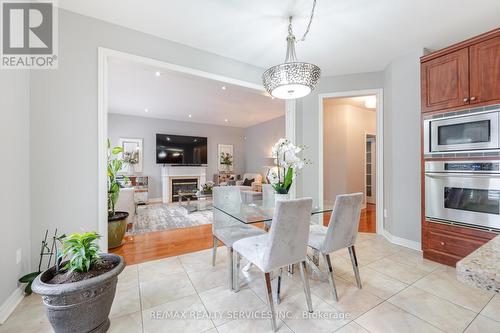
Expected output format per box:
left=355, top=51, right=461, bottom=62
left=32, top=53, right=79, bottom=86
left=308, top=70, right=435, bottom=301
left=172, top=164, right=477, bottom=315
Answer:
left=470, top=36, right=500, bottom=105
left=421, top=29, right=500, bottom=113
left=421, top=48, right=469, bottom=112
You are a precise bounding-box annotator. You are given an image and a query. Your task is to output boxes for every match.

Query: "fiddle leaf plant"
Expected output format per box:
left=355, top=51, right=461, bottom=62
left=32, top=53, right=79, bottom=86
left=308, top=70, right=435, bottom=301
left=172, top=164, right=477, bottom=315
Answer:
left=107, top=139, right=127, bottom=218
left=60, top=232, right=101, bottom=273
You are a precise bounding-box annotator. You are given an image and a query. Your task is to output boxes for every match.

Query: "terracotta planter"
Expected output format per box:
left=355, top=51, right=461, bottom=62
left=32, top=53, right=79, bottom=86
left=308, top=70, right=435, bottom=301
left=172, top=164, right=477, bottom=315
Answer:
left=108, top=211, right=129, bottom=249
left=32, top=254, right=125, bottom=333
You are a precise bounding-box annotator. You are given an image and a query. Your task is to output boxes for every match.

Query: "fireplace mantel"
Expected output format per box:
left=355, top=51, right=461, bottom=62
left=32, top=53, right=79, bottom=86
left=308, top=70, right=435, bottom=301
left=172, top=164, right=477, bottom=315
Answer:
left=161, top=166, right=207, bottom=203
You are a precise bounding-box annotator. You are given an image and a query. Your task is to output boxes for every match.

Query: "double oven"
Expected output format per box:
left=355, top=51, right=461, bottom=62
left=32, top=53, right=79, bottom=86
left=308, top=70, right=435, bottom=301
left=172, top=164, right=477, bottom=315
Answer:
left=424, top=109, right=500, bottom=230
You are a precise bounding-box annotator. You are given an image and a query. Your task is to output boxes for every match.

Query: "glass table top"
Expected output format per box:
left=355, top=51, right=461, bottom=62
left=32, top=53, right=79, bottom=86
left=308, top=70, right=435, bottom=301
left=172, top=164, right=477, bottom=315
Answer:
left=213, top=199, right=334, bottom=224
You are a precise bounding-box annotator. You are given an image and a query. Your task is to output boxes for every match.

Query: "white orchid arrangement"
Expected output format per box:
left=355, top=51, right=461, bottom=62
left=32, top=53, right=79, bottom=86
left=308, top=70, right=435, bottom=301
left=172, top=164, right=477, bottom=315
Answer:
left=268, top=138, right=309, bottom=194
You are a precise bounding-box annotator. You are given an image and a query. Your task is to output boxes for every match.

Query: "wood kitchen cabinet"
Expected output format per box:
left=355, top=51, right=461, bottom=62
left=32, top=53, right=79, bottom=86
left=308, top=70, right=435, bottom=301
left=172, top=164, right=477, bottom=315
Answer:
left=470, top=36, right=500, bottom=105
left=422, top=221, right=497, bottom=266
left=421, top=28, right=500, bottom=113
left=421, top=48, right=469, bottom=112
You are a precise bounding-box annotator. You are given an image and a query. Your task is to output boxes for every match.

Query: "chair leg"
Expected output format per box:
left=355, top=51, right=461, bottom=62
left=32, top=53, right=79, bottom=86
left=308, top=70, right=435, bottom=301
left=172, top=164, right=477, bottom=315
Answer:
left=323, top=254, right=339, bottom=302
left=227, top=247, right=234, bottom=290
left=264, top=272, right=278, bottom=332
left=212, top=236, right=218, bottom=267
left=349, top=246, right=362, bottom=289
left=276, top=268, right=283, bottom=304
left=299, top=261, right=313, bottom=313
left=233, top=251, right=241, bottom=292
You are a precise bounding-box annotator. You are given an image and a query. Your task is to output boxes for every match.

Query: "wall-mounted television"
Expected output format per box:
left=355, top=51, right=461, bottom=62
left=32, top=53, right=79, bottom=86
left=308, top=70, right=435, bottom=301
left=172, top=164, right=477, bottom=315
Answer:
left=156, top=134, right=207, bottom=165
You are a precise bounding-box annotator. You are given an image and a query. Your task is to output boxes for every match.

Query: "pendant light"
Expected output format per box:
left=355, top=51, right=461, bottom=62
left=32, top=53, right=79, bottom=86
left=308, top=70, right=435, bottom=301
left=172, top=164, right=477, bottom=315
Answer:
left=263, top=0, right=321, bottom=99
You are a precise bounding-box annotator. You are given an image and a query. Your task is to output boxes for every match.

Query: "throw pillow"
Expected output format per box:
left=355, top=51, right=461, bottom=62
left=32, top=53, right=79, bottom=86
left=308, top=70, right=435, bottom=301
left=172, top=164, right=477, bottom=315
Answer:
left=242, top=178, right=254, bottom=186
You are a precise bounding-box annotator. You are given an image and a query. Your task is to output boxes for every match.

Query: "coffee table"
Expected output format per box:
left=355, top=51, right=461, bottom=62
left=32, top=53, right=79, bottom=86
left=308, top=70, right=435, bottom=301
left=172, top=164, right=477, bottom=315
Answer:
left=178, top=191, right=213, bottom=214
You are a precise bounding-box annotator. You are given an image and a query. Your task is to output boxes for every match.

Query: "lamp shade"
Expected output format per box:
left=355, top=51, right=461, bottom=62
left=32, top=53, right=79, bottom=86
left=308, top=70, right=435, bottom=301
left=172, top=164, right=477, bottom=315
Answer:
left=263, top=62, right=321, bottom=99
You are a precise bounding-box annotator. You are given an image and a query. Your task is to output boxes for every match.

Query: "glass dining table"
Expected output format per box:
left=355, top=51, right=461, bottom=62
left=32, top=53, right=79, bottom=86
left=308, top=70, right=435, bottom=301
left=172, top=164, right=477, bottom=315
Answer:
left=213, top=199, right=335, bottom=281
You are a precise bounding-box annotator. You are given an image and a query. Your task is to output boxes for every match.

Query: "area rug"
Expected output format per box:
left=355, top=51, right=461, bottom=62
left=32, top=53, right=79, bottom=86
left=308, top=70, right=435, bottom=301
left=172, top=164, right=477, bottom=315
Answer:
left=128, top=203, right=213, bottom=235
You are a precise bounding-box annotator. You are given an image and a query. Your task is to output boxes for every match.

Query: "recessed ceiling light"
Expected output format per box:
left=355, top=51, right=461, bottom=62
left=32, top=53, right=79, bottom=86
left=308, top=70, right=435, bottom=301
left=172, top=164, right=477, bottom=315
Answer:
left=188, top=114, right=192, bottom=118
left=155, top=71, right=161, bottom=76
left=364, top=96, right=377, bottom=109
left=144, top=108, right=149, bottom=112
left=221, top=86, right=226, bottom=90
left=224, top=118, right=228, bottom=122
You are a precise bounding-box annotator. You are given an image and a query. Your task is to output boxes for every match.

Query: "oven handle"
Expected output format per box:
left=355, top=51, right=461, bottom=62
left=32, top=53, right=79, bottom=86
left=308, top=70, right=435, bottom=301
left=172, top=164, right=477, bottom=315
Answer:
left=425, top=172, right=500, bottom=178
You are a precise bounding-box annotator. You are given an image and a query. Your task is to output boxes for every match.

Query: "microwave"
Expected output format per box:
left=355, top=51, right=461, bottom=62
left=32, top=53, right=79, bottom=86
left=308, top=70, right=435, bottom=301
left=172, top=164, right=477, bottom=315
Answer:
left=424, top=110, right=500, bottom=154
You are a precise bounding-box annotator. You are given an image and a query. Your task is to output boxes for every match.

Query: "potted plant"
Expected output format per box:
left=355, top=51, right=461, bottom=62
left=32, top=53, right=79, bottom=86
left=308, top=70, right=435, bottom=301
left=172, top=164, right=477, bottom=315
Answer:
left=200, top=181, right=214, bottom=195
left=32, top=232, right=125, bottom=333
left=107, top=140, right=129, bottom=248
left=220, top=152, right=233, bottom=172
left=268, top=138, right=308, bottom=201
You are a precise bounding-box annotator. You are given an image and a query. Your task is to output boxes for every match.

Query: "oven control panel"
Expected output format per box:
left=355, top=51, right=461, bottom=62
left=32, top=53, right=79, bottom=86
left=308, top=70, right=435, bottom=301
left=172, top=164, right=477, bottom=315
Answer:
left=425, top=160, right=500, bottom=173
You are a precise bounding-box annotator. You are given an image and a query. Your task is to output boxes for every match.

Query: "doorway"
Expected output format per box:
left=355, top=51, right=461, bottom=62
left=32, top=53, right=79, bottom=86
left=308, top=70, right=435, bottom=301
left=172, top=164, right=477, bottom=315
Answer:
left=319, top=90, right=383, bottom=234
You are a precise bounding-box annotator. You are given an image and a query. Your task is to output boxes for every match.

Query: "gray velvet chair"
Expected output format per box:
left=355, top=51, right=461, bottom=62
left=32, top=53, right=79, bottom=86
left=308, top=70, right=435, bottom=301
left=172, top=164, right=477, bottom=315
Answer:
left=212, top=186, right=266, bottom=289
left=308, top=193, right=364, bottom=301
left=232, top=198, right=314, bottom=332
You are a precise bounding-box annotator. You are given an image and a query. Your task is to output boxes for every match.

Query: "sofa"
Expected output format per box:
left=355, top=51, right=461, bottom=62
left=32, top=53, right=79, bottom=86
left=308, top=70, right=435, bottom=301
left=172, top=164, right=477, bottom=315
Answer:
left=235, top=173, right=263, bottom=191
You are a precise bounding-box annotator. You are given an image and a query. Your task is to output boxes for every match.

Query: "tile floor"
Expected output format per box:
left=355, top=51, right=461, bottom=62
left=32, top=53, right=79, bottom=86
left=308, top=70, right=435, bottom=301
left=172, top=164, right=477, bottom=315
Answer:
left=1, top=233, right=499, bottom=333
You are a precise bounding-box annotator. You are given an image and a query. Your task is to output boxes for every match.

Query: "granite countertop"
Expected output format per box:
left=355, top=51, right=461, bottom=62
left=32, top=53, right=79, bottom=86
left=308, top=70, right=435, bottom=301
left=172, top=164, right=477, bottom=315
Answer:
left=456, top=234, right=500, bottom=293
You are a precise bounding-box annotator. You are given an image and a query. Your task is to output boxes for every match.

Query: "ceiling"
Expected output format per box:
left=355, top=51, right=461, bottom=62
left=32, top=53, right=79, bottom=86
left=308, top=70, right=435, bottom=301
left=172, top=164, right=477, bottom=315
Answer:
left=107, top=57, right=285, bottom=128
left=60, top=0, right=500, bottom=77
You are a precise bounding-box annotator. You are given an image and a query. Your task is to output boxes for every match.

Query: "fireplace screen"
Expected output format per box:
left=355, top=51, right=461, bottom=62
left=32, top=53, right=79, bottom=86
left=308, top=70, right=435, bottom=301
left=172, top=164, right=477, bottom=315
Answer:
left=172, top=178, right=198, bottom=201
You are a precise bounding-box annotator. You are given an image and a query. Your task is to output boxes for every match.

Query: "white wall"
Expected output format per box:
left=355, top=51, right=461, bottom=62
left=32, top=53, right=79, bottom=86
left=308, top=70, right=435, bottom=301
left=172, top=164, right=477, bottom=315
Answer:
left=383, top=50, right=424, bottom=244
left=29, top=9, right=265, bottom=267
left=108, top=114, right=246, bottom=199
left=243, top=116, right=285, bottom=175
left=0, top=71, right=31, bottom=309
left=323, top=103, right=376, bottom=203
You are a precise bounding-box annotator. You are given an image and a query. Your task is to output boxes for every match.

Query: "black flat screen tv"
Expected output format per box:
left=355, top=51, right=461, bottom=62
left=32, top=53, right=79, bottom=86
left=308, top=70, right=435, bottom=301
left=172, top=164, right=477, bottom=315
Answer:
left=156, top=134, right=207, bottom=165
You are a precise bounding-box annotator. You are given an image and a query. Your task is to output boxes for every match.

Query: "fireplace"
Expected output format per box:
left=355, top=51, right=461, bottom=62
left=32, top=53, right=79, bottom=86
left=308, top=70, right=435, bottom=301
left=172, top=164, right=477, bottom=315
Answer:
left=161, top=166, right=207, bottom=203
left=171, top=178, right=198, bottom=202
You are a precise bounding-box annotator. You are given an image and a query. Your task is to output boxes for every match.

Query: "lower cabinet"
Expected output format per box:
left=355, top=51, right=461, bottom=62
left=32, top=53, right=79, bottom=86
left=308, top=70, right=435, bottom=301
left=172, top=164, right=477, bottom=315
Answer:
left=423, top=221, right=497, bottom=266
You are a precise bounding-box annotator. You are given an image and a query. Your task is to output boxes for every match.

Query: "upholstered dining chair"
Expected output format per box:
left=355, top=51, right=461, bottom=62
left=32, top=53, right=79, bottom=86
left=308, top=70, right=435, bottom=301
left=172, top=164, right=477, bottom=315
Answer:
left=262, top=184, right=275, bottom=231
left=232, top=198, right=314, bottom=332
left=307, top=193, right=364, bottom=301
left=212, top=186, right=266, bottom=289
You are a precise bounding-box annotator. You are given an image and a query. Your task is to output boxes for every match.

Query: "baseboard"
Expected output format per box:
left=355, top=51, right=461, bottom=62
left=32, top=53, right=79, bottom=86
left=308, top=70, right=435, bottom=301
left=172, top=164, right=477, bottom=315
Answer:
left=381, top=230, right=422, bottom=252
left=0, top=286, right=24, bottom=324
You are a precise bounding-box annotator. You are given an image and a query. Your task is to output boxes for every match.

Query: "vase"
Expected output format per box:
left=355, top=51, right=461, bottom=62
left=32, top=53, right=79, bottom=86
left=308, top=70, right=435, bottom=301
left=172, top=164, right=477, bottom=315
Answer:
left=275, top=193, right=290, bottom=204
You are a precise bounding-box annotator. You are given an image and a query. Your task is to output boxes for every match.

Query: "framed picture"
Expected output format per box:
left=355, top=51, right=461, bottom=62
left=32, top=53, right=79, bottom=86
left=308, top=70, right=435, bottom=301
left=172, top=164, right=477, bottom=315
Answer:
left=119, top=138, right=143, bottom=173
left=218, top=144, right=234, bottom=172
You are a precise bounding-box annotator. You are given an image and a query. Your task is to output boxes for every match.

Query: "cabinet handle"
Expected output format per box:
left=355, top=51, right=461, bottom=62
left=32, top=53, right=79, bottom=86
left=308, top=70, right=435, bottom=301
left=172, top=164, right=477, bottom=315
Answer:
left=470, top=96, right=477, bottom=101
left=440, top=241, right=445, bottom=246
left=463, top=97, right=469, bottom=103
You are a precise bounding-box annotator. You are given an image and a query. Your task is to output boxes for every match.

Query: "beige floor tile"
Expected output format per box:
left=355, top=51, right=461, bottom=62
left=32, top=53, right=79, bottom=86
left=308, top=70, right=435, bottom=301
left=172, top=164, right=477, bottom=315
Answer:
left=356, top=238, right=403, bottom=257
left=277, top=293, right=351, bottom=333
left=465, top=315, right=500, bottom=333
left=334, top=246, right=386, bottom=267
left=117, top=264, right=139, bottom=291
left=0, top=295, right=51, bottom=333
left=388, top=286, right=477, bottom=332
left=142, top=294, right=214, bottom=333
left=187, top=266, right=228, bottom=293
left=341, top=267, right=408, bottom=299
left=216, top=316, right=292, bottom=333
left=109, top=311, right=143, bottom=333
left=413, top=268, right=494, bottom=312
left=355, top=301, right=444, bottom=333
left=138, top=256, right=185, bottom=283
left=334, top=322, right=369, bottom=332
left=481, top=294, right=500, bottom=323
left=367, top=258, right=430, bottom=284
left=246, top=269, right=305, bottom=304
left=179, top=247, right=228, bottom=273
left=198, top=286, right=266, bottom=326
left=312, top=277, right=383, bottom=319
left=386, top=250, right=443, bottom=273
left=110, top=285, right=141, bottom=318
left=140, top=271, right=197, bottom=310
left=356, top=233, right=379, bottom=243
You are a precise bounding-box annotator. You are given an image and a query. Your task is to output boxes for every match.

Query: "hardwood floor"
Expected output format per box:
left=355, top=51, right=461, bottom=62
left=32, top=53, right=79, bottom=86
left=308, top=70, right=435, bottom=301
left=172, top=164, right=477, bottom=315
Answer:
left=111, top=205, right=376, bottom=265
